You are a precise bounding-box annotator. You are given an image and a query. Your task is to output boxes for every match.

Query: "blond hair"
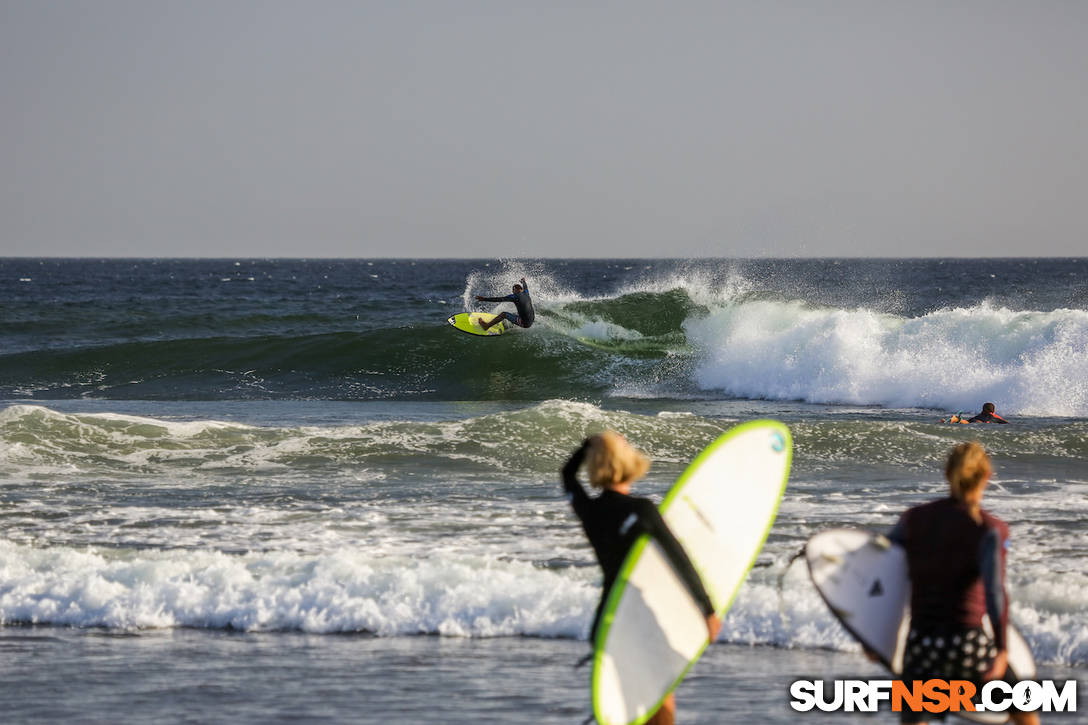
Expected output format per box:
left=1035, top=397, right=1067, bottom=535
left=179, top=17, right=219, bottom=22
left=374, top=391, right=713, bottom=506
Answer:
left=585, top=431, right=650, bottom=489
left=945, top=441, right=992, bottom=500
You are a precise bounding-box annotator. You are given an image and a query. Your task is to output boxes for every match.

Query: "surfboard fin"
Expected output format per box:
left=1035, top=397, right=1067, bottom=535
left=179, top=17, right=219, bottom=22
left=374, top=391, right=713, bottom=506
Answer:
left=870, top=535, right=892, bottom=550
left=774, top=547, right=807, bottom=627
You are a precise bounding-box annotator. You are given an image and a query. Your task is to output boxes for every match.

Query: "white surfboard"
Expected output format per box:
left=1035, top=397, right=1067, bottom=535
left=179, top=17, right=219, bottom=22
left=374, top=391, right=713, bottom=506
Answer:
left=806, top=528, right=1036, bottom=724
left=592, top=420, right=792, bottom=725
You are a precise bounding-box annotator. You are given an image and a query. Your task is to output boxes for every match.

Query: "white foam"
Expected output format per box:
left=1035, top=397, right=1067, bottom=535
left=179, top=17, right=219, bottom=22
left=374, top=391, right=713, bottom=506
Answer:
left=2, top=403, right=1084, bottom=666
left=0, top=404, right=253, bottom=438
left=0, top=541, right=594, bottom=637
left=461, top=265, right=1088, bottom=415
left=688, top=302, right=1088, bottom=416
left=2, top=538, right=1080, bottom=665
left=721, top=560, right=1088, bottom=667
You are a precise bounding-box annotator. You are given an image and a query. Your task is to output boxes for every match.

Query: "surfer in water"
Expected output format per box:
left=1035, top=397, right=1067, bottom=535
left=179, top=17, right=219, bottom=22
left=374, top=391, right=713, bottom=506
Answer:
left=886, top=442, right=1038, bottom=725
left=941, top=403, right=1009, bottom=424
left=562, top=432, right=721, bottom=725
left=967, top=402, right=1009, bottom=424
left=475, top=277, right=534, bottom=331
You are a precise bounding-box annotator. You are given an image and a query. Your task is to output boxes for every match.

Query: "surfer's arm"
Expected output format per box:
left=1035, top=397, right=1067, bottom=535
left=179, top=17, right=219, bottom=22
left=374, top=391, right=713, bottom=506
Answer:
left=643, top=504, right=716, bottom=617
left=475, top=294, right=516, bottom=303
left=561, top=440, right=592, bottom=511
left=979, top=527, right=1008, bottom=651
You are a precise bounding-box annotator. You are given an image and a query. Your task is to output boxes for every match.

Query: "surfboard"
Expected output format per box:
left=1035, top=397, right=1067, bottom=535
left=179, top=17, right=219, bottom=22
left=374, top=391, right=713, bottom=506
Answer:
left=805, top=528, right=1036, bottom=724
left=446, top=312, right=508, bottom=337
left=592, top=420, right=792, bottom=725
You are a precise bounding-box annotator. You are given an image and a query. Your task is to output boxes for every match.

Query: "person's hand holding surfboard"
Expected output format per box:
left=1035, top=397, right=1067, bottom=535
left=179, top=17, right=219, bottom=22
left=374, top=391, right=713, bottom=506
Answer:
left=706, top=613, right=722, bottom=642
left=983, top=649, right=1009, bottom=682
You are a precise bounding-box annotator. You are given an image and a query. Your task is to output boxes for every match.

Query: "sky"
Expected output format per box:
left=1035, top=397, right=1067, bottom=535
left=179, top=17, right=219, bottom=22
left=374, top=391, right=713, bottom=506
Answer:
left=1, top=1, right=1086, bottom=258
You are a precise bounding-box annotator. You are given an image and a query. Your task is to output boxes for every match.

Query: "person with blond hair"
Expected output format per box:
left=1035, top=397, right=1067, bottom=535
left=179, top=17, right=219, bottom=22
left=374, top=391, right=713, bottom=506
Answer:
left=562, top=431, right=721, bottom=725
left=887, top=442, right=1038, bottom=725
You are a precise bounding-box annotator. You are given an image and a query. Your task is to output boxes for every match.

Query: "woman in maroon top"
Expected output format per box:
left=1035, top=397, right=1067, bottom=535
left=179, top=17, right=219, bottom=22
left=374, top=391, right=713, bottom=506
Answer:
left=888, top=442, right=1038, bottom=725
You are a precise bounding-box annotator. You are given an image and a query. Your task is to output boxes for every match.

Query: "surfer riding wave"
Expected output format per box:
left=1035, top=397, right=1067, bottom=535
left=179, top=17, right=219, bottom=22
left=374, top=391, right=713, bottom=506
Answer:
left=476, top=277, right=534, bottom=331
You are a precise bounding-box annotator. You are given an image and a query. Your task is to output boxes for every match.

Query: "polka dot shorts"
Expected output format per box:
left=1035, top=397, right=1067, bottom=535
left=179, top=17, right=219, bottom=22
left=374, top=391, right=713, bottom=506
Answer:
left=899, top=626, right=1000, bottom=723
left=902, top=626, right=998, bottom=682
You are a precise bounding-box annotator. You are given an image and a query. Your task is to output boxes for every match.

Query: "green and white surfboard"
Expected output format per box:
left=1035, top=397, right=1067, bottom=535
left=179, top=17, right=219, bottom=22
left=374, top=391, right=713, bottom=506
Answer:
left=447, top=312, right=508, bottom=337
left=591, top=420, right=792, bottom=725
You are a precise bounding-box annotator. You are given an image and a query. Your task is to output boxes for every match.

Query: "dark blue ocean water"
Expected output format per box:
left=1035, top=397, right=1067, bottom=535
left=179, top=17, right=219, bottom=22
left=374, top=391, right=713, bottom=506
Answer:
left=2, top=258, right=1085, bottom=405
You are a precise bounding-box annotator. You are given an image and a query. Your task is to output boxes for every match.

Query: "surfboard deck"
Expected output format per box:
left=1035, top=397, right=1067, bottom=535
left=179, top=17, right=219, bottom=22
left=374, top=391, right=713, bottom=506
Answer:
left=805, top=528, right=1036, bottom=724
left=592, top=420, right=792, bottom=725
left=447, top=312, right=507, bottom=337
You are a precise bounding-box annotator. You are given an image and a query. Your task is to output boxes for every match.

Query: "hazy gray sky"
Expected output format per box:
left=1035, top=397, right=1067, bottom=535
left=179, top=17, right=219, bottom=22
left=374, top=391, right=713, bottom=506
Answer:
left=2, top=1, right=1086, bottom=257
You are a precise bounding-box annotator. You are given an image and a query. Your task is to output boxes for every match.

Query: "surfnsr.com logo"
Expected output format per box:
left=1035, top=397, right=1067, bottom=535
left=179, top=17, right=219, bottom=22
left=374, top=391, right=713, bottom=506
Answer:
left=789, top=679, right=1078, bottom=714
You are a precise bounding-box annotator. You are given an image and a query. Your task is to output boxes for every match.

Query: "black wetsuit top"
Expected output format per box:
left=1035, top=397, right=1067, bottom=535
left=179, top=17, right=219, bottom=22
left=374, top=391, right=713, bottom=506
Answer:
left=478, top=281, right=534, bottom=327
left=562, top=443, right=715, bottom=640
left=967, top=411, right=1008, bottom=424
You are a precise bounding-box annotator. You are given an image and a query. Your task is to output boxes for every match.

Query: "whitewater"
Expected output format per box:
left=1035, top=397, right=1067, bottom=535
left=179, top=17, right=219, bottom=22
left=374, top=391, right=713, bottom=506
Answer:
left=478, top=260, right=1088, bottom=415
left=1, top=401, right=1085, bottom=665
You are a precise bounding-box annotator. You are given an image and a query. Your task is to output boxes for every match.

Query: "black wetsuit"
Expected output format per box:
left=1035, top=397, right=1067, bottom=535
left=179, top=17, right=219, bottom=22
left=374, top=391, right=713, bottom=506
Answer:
left=478, top=282, right=534, bottom=328
left=562, top=442, right=715, bottom=641
left=967, top=410, right=1008, bottom=424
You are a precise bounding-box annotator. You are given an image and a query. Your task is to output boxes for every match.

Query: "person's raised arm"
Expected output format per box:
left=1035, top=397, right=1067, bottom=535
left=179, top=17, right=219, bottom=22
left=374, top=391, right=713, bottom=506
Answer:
left=562, top=439, right=592, bottom=512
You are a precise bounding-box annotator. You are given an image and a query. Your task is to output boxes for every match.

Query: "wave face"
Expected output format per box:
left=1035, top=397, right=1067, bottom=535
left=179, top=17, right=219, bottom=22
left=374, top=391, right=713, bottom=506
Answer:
left=2, top=258, right=1087, bottom=413
left=3, top=403, right=1085, bottom=487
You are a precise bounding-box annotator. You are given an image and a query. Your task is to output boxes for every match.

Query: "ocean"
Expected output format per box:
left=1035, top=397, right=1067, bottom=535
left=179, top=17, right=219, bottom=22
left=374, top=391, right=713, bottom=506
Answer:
left=0, top=258, right=1085, bottom=723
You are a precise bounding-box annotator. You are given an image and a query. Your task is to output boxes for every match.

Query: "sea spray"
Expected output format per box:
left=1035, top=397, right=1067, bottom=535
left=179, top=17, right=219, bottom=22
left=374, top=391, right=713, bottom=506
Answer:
left=688, top=302, right=1088, bottom=416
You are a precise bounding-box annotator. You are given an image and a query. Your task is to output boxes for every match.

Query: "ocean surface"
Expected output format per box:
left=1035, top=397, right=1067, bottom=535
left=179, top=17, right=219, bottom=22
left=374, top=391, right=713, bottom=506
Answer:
left=0, top=258, right=1085, bottom=723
